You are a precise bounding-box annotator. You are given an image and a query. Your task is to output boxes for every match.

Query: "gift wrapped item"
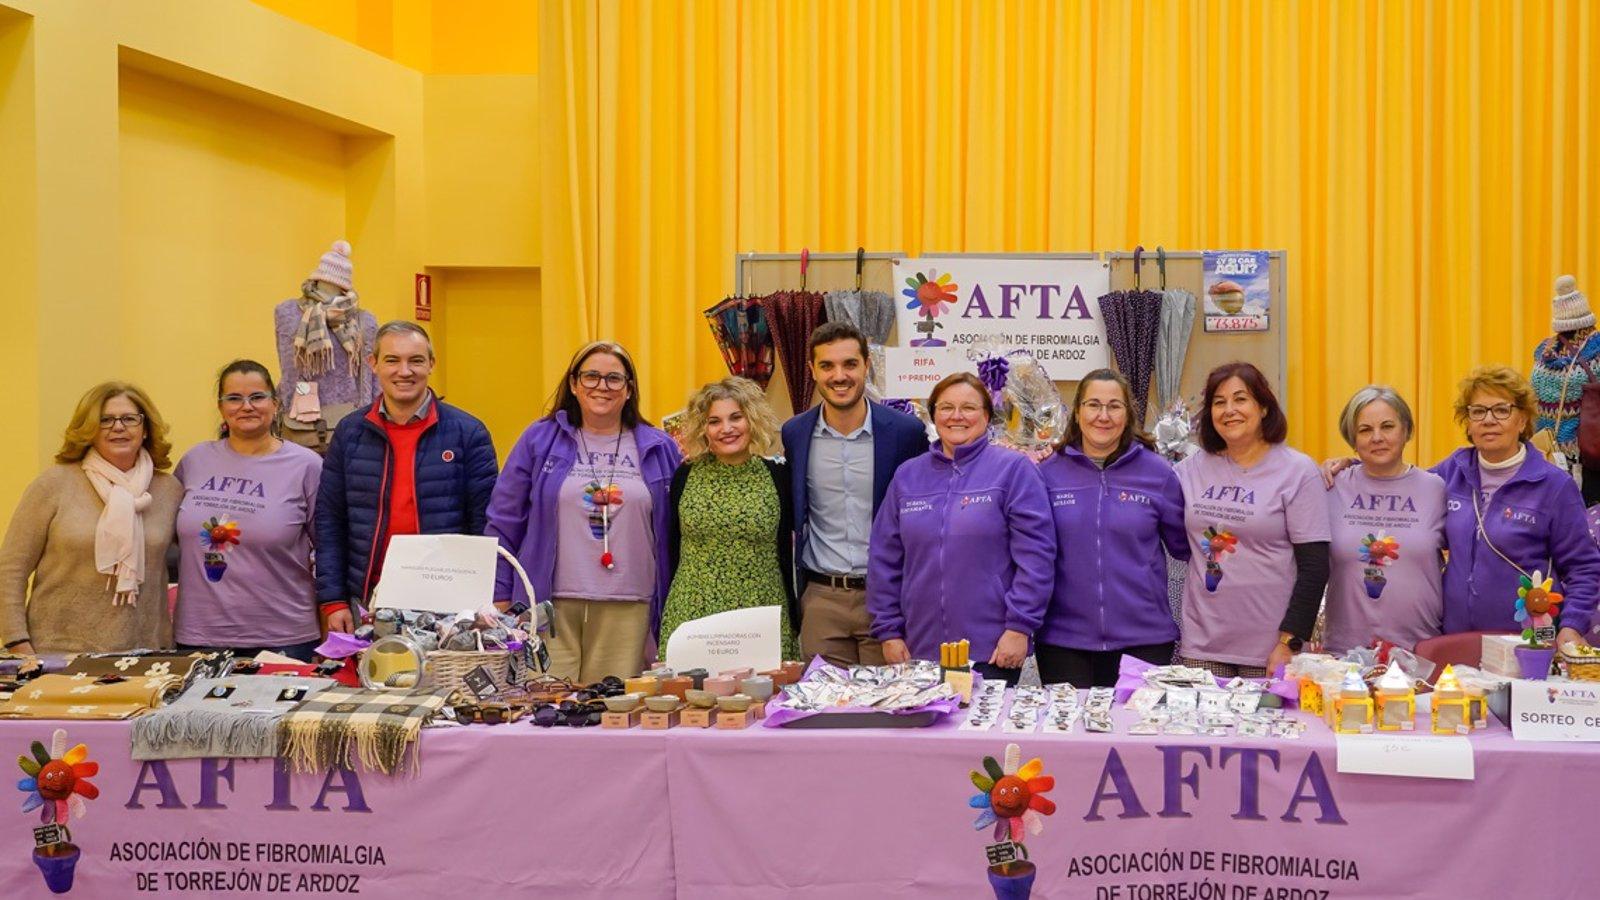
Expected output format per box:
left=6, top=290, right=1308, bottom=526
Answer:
left=277, top=685, right=448, bottom=775
left=131, top=676, right=334, bottom=760
left=0, top=673, right=179, bottom=719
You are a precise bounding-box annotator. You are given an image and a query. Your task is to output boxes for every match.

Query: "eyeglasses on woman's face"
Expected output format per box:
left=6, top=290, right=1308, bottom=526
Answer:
left=221, top=392, right=274, bottom=408
left=1465, top=403, right=1514, bottom=422
left=98, top=414, right=145, bottom=431
left=576, top=370, right=628, bottom=391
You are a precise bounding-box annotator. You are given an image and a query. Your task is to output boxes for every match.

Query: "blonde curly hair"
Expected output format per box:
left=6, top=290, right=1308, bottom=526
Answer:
left=55, top=381, right=174, bottom=470
left=679, top=377, right=781, bottom=462
left=1452, top=365, right=1537, bottom=441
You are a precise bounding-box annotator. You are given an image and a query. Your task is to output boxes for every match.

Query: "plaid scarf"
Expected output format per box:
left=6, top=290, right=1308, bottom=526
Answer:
left=277, top=686, right=447, bottom=776
left=132, top=675, right=334, bottom=760
left=294, top=281, right=366, bottom=380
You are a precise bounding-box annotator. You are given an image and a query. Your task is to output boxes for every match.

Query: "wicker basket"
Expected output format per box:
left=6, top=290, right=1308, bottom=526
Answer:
left=422, top=544, right=548, bottom=697
left=428, top=644, right=513, bottom=699
left=1559, top=650, right=1600, bottom=682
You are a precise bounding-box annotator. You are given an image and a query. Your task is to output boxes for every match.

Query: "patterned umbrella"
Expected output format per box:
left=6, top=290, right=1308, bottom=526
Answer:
left=1097, top=247, right=1165, bottom=425
left=703, top=294, right=775, bottom=387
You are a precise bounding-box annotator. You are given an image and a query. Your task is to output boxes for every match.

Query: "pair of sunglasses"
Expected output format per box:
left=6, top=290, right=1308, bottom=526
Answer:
left=452, top=703, right=522, bottom=725
left=530, top=699, right=606, bottom=728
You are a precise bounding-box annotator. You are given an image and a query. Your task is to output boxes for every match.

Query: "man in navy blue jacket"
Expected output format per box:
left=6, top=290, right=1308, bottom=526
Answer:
left=780, top=322, right=928, bottom=666
left=314, top=321, right=498, bottom=631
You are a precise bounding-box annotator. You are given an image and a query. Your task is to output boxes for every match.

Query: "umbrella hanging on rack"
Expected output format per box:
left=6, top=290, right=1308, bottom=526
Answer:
left=703, top=258, right=775, bottom=387
left=823, top=248, right=895, bottom=344
left=1153, top=246, right=1196, bottom=412
left=1097, top=245, right=1165, bottom=426
left=761, top=249, right=827, bottom=412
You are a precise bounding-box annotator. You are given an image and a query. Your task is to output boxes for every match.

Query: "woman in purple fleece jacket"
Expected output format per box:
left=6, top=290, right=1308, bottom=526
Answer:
left=867, top=373, right=1055, bottom=686
left=1036, top=370, right=1189, bottom=687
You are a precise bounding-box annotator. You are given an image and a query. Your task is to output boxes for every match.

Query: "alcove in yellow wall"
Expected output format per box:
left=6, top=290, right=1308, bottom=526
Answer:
left=430, top=267, right=544, bottom=462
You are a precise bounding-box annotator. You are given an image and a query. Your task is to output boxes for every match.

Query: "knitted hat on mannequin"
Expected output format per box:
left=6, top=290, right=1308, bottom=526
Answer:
left=309, top=240, right=354, bottom=291
left=1552, top=274, right=1594, bottom=332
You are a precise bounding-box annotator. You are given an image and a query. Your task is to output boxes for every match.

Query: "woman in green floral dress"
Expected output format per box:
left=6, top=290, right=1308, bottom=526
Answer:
left=658, top=377, right=797, bottom=659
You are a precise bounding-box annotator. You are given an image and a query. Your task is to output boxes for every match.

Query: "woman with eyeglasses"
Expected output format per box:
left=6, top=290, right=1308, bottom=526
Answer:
left=171, top=360, right=325, bottom=660
left=1326, top=366, right=1600, bottom=646
left=867, top=372, right=1055, bottom=685
left=1034, top=370, right=1188, bottom=686
left=0, top=382, right=182, bottom=654
left=487, top=341, right=681, bottom=681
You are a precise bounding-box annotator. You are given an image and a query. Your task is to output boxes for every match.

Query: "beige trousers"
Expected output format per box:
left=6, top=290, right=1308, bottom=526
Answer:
left=798, top=581, right=885, bottom=667
left=548, top=598, right=650, bottom=684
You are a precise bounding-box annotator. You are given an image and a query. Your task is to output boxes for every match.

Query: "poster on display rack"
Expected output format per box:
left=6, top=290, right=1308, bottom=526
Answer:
left=893, top=257, right=1111, bottom=381
left=1202, top=250, right=1271, bottom=332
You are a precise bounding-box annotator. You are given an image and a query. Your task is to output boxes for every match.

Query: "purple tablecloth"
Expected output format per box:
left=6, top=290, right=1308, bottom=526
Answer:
left=3, top=702, right=1594, bottom=898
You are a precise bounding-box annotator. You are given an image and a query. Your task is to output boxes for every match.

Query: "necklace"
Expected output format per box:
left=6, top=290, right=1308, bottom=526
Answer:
left=577, top=427, right=626, bottom=569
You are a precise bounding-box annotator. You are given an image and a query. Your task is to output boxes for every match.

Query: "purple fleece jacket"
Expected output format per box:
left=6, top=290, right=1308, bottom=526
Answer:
left=867, top=439, right=1056, bottom=663
left=1036, top=443, right=1189, bottom=651
left=1433, top=443, right=1600, bottom=635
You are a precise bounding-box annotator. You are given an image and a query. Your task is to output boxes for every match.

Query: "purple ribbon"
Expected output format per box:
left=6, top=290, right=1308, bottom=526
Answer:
left=882, top=398, right=918, bottom=417
left=977, top=355, right=1010, bottom=406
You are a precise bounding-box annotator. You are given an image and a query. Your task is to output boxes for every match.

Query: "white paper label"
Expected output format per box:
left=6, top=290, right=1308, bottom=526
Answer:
left=1335, top=734, right=1475, bottom=780
left=663, top=606, right=781, bottom=675
left=373, top=534, right=499, bottom=614
left=1510, top=679, right=1600, bottom=742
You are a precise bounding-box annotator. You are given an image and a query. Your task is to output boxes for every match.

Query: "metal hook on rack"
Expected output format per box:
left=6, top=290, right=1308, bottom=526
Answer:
left=1157, top=246, right=1167, bottom=290
left=855, top=247, right=865, bottom=292
left=800, top=248, right=811, bottom=292
left=1133, top=245, right=1145, bottom=290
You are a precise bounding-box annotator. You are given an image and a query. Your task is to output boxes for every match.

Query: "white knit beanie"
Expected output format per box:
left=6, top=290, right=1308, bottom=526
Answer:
left=309, top=240, right=354, bottom=292
left=1552, top=274, right=1594, bottom=332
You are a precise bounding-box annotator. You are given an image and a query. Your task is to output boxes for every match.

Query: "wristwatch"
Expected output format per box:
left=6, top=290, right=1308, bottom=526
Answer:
left=1278, top=634, right=1303, bottom=653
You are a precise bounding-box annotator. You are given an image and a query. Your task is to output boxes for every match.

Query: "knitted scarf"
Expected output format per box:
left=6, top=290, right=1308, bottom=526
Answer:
left=81, top=448, right=154, bottom=606
left=294, top=280, right=366, bottom=380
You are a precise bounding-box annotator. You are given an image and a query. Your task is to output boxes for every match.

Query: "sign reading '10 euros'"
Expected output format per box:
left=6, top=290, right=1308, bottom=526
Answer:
left=892, top=256, right=1111, bottom=381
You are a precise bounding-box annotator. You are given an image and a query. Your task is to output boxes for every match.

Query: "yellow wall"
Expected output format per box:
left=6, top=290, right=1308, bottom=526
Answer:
left=251, top=0, right=537, bottom=74
left=431, top=267, right=544, bottom=461
left=118, top=67, right=353, bottom=452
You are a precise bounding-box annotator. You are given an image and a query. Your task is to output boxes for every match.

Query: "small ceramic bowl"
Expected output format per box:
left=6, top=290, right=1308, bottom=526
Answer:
left=716, top=693, right=753, bottom=713
left=781, top=660, right=806, bottom=680
left=703, top=675, right=738, bottom=697
left=661, top=676, right=692, bottom=700
left=719, top=667, right=754, bottom=681
left=684, top=689, right=716, bottom=709
left=644, top=694, right=681, bottom=713
left=604, top=693, right=643, bottom=713
left=740, top=675, right=774, bottom=702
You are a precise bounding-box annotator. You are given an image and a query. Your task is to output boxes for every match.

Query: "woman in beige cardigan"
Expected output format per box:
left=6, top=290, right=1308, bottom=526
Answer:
left=0, top=382, right=183, bottom=654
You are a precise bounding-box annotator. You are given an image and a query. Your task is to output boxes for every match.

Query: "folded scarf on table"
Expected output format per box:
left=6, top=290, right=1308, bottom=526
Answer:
left=63, top=652, right=225, bottom=692
left=131, top=675, right=335, bottom=760
left=276, top=686, right=447, bottom=776
left=0, top=673, right=178, bottom=719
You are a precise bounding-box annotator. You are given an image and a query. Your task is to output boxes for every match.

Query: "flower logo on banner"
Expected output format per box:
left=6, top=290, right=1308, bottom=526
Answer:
left=968, top=743, right=1055, bottom=842
left=16, top=729, right=99, bottom=824
left=904, top=269, right=959, bottom=347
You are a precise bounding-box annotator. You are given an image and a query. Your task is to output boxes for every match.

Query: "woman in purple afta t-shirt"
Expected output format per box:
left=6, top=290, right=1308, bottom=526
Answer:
left=1174, top=363, right=1330, bottom=678
left=1322, top=387, right=1445, bottom=654
left=175, top=360, right=324, bottom=661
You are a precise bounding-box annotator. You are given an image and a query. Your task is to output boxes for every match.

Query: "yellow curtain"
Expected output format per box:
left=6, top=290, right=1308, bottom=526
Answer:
left=540, top=0, right=1600, bottom=464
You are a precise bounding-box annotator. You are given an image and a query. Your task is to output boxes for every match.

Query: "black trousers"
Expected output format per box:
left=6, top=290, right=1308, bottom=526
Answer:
left=1034, top=641, right=1176, bottom=688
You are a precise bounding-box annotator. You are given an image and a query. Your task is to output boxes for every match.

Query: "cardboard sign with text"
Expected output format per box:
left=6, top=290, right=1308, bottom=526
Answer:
left=664, top=607, right=781, bottom=674
left=373, top=534, right=498, bottom=614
